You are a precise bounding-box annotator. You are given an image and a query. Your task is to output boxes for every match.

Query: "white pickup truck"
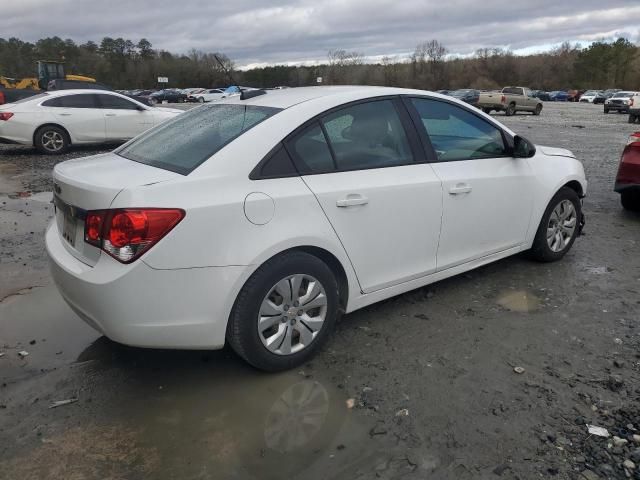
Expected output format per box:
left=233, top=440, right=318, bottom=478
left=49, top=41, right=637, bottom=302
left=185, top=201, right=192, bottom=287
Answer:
left=478, top=87, right=543, bottom=116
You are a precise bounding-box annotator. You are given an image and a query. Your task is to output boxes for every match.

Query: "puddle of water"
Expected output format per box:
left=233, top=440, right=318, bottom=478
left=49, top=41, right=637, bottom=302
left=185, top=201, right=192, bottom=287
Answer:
left=0, top=285, right=100, bottom=376
left=496, top=290, right=541, bottom=313
left=1, top=286, right=379, bottom=479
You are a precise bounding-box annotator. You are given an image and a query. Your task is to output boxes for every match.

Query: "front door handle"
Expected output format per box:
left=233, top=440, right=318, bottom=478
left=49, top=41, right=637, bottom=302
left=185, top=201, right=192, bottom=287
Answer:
left=449, top=183, right=472, bottom=195
left=58, top=113, right=72, bottom=116
left=336, top=194, right=369, bottom=207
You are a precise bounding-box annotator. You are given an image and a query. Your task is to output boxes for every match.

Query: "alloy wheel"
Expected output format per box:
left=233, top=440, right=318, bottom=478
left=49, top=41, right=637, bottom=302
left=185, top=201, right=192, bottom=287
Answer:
left=41, top=130, right=64, bottom=152
left=546, top=199, right=577, bottom=252
left=258, top=274, right=327, bottom=355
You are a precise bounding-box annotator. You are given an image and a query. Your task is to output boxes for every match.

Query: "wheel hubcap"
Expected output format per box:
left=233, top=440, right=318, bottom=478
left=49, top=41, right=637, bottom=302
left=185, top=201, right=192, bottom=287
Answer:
left=546, top=200, right=577, bottom=252
left=42, top=131, right=64, bottom=152
left=258, top=274, right=327, bottom=356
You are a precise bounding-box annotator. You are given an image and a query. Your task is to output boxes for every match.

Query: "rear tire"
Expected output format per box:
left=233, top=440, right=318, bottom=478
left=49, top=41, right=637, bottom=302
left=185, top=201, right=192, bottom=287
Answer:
left=604, top=108, right=609, bottom=114
left=227, top=251, right=340, bottom=371
left=34, top=125, right=69, bottom=155
left=528, top=187, right=581, bottom=262
left=621, top=190, right=640, bottom=212
left=505, top=103, right=516, bottom=116
left=198, top=97, right=205, bottom=103
left=482, top=108, right=492, bottom=114
left=628, top=114, right=637, bottom=124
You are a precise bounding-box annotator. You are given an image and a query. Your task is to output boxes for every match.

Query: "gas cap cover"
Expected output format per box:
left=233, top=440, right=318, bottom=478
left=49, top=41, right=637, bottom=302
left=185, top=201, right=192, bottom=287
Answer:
left=244, top=192, right=275, bottom=225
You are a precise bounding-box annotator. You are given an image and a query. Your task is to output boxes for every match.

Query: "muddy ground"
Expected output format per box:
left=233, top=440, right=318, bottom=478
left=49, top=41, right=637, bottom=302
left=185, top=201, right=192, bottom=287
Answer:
left=1, top=102, right=639, bottom=480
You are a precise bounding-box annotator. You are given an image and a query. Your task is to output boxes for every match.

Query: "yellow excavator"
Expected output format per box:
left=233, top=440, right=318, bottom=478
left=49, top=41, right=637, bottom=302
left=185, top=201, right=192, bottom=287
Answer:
left=0, top=60, right=96, bottom=103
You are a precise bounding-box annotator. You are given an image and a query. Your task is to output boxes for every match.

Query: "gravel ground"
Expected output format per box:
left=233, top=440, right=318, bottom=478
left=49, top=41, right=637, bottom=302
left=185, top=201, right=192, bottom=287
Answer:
left=0, top=102, right=639, bottom=480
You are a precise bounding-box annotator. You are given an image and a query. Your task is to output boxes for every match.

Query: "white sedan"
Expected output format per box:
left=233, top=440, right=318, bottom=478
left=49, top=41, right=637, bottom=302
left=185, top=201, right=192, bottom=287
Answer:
left=0, top=89, right=182, bottom=154
left=190, top=88, right=226, bottom=103
left=46, top=86, right=587, bottom=371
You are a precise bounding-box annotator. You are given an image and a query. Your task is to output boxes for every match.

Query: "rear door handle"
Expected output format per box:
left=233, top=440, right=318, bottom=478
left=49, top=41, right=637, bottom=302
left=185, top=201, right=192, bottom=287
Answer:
left=336, top=194, right=369, bottom=207
left=449, top=183, right=472, bottom=195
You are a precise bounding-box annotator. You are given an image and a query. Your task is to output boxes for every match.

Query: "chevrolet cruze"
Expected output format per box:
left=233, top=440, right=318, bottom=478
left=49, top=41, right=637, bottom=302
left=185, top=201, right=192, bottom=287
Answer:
left=46, top=86, right=587, bottom=371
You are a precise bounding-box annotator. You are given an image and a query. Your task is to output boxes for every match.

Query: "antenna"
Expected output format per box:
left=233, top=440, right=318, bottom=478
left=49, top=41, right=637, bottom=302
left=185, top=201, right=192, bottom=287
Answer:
left=214, top=54, right=238, bottom=87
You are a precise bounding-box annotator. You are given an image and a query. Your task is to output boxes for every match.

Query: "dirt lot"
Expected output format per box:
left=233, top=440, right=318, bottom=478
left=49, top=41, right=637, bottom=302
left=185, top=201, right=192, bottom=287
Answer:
left=1, top=102, right=639, bottom=480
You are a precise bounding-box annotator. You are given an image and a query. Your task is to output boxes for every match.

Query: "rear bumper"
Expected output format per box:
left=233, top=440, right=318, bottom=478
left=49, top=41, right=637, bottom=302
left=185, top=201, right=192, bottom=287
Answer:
left=46, top=221, right=250, bottom=349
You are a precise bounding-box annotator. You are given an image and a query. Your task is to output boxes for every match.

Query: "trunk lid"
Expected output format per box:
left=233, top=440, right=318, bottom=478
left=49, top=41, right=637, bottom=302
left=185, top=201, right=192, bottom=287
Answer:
left=53, top=152, right=180, bottom=266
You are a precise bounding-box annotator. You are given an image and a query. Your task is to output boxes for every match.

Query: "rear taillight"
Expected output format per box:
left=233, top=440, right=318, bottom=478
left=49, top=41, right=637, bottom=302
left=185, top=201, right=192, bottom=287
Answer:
left=630, top=98, right=634, bottom=107
left=0, top=92, right=5, bottom=105
left=627, top=132, right=640, bottom=146
left=501, top=95, right=506, bottom=104
left=84, top=208, right=184, bottom=263
left=0, top=112, right=14, bottom=121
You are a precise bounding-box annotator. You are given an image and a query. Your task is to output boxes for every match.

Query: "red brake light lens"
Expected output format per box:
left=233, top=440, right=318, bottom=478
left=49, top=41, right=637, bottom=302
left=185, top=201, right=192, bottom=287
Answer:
left=0, top=112, right=14, bottom=121
left=83, top=208, right=184, bottom=263
left=501, top=95, right=506, bottom=104
left=627, top=132, right=640, bottom=146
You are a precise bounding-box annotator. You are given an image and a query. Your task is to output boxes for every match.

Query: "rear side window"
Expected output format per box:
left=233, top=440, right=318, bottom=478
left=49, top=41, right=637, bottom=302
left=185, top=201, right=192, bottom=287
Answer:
left=410, top=98, right=507, bottom=161
left=98, top=94, right=139, bottom=110
left=117, top=104, right=281, bottom=174
left=42, top=94, right=99, bottom=108
left=322, top=100, right=414, bottom=171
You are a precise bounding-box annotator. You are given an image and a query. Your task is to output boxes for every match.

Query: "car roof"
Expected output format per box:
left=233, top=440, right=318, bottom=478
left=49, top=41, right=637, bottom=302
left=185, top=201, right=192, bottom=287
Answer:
left=40, top=89, right=120, bottom=97
left=216, top=85, right=449, bottom=110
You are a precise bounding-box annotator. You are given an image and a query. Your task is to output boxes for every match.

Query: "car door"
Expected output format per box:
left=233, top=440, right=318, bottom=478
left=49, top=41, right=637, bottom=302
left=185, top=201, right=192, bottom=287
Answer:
left=406, top=97, right=535, bottom=271
left=41, top=93, right=105, bottom=142
left=96, top=93, right=153, bottom=140
left=286, top=98, right=443, bottom=294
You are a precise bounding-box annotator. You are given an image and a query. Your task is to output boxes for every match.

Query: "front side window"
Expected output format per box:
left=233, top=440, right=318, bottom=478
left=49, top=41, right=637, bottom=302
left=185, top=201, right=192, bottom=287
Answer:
left=410, top=98, right=507, bottom=161
left=117, top=104, right=280, bottom=174
left=42, top=94, right=99, bottom=108
left=98, top=94, right=139, bottom=110
left=321, top=100, right=414, bottom=171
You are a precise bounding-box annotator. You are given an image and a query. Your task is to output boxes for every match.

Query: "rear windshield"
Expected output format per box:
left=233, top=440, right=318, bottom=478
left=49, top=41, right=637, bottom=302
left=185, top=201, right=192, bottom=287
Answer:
left=116, top=104, right=281, bottom=174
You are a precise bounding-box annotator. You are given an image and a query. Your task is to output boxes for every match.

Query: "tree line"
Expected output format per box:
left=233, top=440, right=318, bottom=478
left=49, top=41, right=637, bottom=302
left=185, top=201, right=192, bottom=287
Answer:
left=0, top=36, right=638, bottom=91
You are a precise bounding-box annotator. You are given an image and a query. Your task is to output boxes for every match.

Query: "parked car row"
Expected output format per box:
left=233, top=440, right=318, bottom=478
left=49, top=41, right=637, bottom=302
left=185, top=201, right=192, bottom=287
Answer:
left=114, top=86, right=256, bottom=104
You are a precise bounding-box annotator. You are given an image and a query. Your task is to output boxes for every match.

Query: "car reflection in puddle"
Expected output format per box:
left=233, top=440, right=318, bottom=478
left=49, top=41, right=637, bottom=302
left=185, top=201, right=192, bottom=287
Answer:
left=1, top=286, right=377, bottom=479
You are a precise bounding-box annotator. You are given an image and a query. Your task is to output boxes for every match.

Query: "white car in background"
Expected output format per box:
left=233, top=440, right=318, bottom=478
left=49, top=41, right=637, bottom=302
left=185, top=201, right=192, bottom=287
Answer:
left=46, top=86, right=586, bottom=371
left=190, top=88, right=226, bottom=103
left=0, top=89, right=182, bottom=154
left=579, top=90, right=603, bottom=103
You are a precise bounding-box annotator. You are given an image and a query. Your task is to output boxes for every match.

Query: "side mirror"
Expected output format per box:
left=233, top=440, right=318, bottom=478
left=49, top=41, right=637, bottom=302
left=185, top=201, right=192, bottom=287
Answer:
left=135, top=104, right=146, bottom=111
left=513, top=135, right=536, bottom=158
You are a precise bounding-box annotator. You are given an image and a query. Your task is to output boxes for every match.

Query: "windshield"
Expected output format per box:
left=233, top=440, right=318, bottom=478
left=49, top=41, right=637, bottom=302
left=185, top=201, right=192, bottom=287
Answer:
left=117, top=103, right=281, bottom=174
left=584, top=90, right=600, bottom=95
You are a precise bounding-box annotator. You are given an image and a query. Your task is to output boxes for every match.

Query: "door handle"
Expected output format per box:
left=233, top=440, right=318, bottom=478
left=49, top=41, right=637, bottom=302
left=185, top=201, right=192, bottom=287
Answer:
left=58, top=113, right=72, bottom=116
left=336, top=194, right=369, bottom=207
left=105, top=113, right=116, bottom=117
left=449, top=183, right=472, bottom=195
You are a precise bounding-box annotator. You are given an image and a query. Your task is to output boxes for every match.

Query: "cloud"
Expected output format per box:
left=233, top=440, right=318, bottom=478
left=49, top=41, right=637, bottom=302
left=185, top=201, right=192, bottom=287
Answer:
left=3, top=0, right=639, bottom=66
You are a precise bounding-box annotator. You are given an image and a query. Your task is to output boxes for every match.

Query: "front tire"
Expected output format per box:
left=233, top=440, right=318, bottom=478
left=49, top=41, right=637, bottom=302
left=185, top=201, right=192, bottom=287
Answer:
left=533, top=104, right=542, bottom=116
left=227, top=251, right=340, bottom=371
left=34, top=125, right=69, bottom=155
left=482, top=108, right=492, bottom=114
left=198, top=97, right=205, bottom=103
left=528, top=187, right=581, bottom=262
left=628, top=114, right=637, bottom=124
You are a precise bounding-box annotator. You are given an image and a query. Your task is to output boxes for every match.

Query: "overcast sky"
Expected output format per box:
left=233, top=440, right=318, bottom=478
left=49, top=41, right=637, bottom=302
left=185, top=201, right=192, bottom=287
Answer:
left=5, top=0, right=640, bottom=68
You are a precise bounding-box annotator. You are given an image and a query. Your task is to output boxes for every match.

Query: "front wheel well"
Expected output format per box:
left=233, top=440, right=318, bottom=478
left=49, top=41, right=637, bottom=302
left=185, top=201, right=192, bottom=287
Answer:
left=33, top=123, right=71, bottom=146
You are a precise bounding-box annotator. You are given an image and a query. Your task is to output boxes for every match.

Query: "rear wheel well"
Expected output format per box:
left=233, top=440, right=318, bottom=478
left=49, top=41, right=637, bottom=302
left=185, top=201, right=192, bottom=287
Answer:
left=33, top=123, right=71, bottom=146
left=267, top=246, right=349, bottom=313
left=563, top=180, right=583, bottom=198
